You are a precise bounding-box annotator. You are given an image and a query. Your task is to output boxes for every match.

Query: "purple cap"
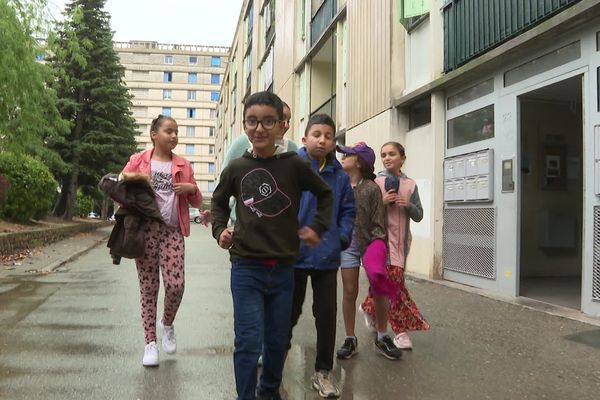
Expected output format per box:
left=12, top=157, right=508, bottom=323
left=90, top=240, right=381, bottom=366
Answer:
left=336, top=142, right=376, bottom=171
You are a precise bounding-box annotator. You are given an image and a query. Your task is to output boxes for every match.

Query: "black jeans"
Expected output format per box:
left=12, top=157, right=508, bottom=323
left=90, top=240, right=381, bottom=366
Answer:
left=289, top=268, right=337, bottom=372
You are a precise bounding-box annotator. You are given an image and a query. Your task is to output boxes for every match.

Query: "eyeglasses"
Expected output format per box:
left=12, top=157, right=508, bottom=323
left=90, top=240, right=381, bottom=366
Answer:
left=243, top=118, right=280, bottom=130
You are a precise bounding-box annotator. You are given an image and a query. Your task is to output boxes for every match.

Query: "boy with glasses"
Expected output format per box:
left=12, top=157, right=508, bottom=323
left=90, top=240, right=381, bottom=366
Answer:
left=211, top=91, right=333, bottom=400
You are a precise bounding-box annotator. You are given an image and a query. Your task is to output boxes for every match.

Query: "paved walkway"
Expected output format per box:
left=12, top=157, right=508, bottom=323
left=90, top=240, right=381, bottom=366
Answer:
left=0, top=225, right=599, bottom=399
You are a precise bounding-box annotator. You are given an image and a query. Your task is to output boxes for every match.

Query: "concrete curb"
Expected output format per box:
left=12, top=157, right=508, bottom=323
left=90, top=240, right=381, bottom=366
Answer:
left=406, top=272, right=600, bottom=328
left=39, top=233, right=110, bottom=274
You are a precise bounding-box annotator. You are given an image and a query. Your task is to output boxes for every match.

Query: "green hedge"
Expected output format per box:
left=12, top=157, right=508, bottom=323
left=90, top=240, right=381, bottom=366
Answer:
left=0, top=152, right=57, bottom=222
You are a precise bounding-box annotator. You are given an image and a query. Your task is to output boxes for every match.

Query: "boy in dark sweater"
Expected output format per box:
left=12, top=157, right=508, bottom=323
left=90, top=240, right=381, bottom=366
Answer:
left=211, top=91, right=333, bottom=400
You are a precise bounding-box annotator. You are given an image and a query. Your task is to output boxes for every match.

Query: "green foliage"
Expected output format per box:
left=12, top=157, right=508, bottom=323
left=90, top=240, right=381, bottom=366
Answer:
left=75, top=190, right=94, bottom=217
left=0, top=0, right=69, bottom=158
left=48, top=0, right=137, bottom=219
left=0, top=152, right=57, bottom=222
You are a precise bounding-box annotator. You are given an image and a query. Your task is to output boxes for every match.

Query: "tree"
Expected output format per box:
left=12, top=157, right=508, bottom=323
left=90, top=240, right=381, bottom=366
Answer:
left=0, top=0, right=68, bottom=170
left=48, top=0, right=137, bottom=220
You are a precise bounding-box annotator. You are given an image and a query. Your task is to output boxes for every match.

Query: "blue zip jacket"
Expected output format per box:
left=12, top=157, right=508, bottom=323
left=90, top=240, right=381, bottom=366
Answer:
left=295, top=147, right=356, bottom=269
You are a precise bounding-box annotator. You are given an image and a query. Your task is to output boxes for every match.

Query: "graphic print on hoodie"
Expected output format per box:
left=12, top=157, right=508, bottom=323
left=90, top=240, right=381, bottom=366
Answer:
left=240, top=168, right=292, bottom=218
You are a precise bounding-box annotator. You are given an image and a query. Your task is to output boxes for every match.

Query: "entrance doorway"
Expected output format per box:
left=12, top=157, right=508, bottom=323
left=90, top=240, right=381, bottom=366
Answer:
left=519, top=75, right=583, bottom=310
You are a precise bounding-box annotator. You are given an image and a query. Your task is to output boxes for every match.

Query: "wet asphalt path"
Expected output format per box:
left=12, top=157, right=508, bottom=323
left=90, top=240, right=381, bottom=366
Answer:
left=1, top=225, right=600, bottom=399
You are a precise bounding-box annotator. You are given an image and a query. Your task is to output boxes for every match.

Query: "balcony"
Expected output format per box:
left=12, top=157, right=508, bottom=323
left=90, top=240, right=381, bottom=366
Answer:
left=443, top=0, right=582, bottom=72
left=311, top=0, right=337, bottom=47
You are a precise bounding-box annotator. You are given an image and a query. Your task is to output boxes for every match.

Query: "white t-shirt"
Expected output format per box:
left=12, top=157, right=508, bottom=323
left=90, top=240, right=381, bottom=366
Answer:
left=151, top=160, right=178, bottom=227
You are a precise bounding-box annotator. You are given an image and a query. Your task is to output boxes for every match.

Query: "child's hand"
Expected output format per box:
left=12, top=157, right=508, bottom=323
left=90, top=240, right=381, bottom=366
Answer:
left=382, top=190, right=398, bottom=205
left=298, top=226, right=320, bottom=246
left=218, top=227, right=234, bottom=249
left=396, top=195, right=410, bottom=208
left=173, top=182, right=197, bottom=195
left=200, top=210, right=212, bottom=226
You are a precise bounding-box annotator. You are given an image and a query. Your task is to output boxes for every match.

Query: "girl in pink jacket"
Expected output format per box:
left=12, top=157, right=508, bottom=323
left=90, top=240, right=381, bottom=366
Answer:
left=122, top=115, right=202, bottom=366
left=360, top=141, right=429, bottom=350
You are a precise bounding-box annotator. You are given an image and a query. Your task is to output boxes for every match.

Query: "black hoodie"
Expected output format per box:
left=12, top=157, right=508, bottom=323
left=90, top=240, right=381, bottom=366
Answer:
left=211, top=149, right=333, bottom=265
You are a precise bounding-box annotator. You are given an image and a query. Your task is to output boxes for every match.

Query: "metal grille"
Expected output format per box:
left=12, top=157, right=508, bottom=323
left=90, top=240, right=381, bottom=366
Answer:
left=443, top=207, right=496, bottom=279
left=593, top=207, right=600, bottom=301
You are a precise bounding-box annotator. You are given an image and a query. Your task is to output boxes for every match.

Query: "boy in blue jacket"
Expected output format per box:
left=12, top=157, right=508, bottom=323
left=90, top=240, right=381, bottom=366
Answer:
left=288, top=114, right=356, bottom=398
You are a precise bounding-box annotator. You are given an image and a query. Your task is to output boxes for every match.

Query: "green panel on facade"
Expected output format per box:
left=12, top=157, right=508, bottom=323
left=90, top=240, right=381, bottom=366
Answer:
left=443, top=0, right=582, bottom=72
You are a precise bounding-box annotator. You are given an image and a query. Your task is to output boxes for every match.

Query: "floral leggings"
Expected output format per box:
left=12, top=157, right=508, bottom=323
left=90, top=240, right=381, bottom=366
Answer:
left=361, top=265, right=430, bottom=334
left=135, top=221, right=185, bottom=344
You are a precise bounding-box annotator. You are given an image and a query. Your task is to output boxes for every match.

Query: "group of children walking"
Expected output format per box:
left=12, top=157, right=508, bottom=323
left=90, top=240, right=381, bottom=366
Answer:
left=117, top=90, right=428, bottom=400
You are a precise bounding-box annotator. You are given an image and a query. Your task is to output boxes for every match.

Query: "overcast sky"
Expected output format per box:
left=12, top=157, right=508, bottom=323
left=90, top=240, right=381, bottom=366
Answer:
left=47, top=0, right=244, bottom=47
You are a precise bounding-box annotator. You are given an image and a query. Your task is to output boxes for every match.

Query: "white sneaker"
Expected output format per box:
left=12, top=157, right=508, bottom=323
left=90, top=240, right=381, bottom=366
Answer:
left=358, top=304, right=376, bottom=333
left=393, top=332, right=413, bottom=350
left=159, top=319, right=177, bottom=354
left=142, top=341, right=159, bottom=366
left=312, top=370, right=340, bottom=398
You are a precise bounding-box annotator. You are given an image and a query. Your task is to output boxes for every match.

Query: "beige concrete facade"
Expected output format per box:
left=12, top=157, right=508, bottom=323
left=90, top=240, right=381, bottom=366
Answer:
left=215, top=0, right=442, bottom=279
left=114, top=40, right=229, bottom=196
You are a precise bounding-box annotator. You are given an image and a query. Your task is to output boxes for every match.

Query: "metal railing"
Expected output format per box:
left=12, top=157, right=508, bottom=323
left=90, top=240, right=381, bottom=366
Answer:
left=113, top=40, right=229, bottom=54
left=443, top=0, right=582, bottom=72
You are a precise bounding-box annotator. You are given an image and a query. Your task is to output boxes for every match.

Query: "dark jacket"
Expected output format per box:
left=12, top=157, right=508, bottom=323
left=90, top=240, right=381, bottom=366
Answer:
left=211, top=149, right=333, bottom=265
left=295, top=148, right=355, bottom=269
left=99, top=173, right=163, bottom=265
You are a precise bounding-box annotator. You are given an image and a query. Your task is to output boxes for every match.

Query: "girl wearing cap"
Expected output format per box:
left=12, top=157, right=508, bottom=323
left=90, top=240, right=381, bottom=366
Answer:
left=335, top=142, right=403, bottom=360
left=360, top=141, right=430, bottom=351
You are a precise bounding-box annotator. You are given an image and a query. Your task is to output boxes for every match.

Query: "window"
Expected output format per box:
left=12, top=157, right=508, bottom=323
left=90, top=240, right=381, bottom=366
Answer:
left=208, top=163, right=216, bottom=174
left=408, top=97, right=431, bottom=130
left=189, top=56, right=198, bottom=65
left=187, top=108, right=196, bottom=118
left=187, top=90, right=197, bottom=100
left=264, top=0, right=275, bottom=47
left=190, top=162, right=195, bottom=172
left=186, top=144, right=195, bottom=155
left=186, top=126, right=196, bottom=137
left=447, top=105, right=494, bottom=149
left=212, top=56, right=221, bottom=67
left=211, top=74, right=221, bottom=85
left=208, top=181, right=216, bottom=192
left=188, top=72, right=198, bottom=84
left=209, top=145, right=215, bottom=155
left=163, top=89, right=172, bottom=100
left=448, top=79, right=494, bottom=110
left=163, top=71, right=173, bottom=82
left=164, top=55, right=173, bottom=64
left=210, top=109, right=217, bottom=119
left=209, top=127, right=215, bottom=137
left=162, top=107, right=172, bottom=116
left=211, top=91, right=220, bottom=101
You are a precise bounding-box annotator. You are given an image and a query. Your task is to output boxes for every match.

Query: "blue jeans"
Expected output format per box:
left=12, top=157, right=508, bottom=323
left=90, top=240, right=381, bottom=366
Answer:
left=230, top=260, right=294, bottom=400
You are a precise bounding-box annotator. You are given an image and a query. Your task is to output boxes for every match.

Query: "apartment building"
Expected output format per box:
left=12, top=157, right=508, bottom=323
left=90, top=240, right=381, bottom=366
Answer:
left=115, top=40, right=229, bottom=197
left=216, top=0, right=600, bottom=317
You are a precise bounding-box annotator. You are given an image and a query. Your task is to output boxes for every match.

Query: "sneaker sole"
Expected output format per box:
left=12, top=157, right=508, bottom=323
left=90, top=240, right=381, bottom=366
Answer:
left=375, top=346, right=402, bottom=360
left=142, top=360, right=159, bottom=367
left=336, top=349, right=358, bottom=360
left=312, top=381, right=340, bottom=399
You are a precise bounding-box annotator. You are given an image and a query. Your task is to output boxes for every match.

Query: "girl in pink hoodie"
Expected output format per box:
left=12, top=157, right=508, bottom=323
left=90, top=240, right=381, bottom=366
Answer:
left=360, top=141, right=429, bottom=351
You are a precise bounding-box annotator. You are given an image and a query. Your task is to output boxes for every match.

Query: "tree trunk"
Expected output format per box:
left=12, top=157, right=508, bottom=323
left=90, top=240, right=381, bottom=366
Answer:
left=62, top=166, right=78, bottom=221
left=52, top=176, right=69, bottom=217
left=62, top=90, right=85, bottom=221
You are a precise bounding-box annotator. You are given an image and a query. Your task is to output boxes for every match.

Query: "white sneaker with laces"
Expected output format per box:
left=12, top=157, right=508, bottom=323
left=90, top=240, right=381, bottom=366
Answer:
left=159, top=319, right=177, bottom=354
left=358, top=304, right=376, bottom=333
left=393, top=332, right=413, bottom=350
left=142, top=341, right=159, bottom=366
left=312, top=370, right=340, bottom=398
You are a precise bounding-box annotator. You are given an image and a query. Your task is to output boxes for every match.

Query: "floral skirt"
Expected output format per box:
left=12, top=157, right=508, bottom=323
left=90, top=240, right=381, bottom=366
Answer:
left=361, top=264, right=430, bottom=334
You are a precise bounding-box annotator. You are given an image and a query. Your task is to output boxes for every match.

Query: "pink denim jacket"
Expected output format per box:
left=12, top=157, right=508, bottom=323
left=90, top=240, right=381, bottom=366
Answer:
left=122, top=149, right=202, bottom=237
